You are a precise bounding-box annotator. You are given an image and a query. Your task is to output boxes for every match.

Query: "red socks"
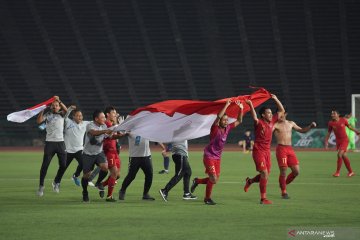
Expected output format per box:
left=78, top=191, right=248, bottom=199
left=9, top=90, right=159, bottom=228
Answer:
left=336, top=156, right=353, bottom=173
left=279, top=175, right=286, bottom=194
left=343, top=157, right=353, bottom=173
left=286, top=172, right=296, bottom=184
left=205, top=181, right=214, bottom=199
left=336, top=157, right=343, bottom=173
left=196, top=178, right=209, bottom=184
left=260, top=177, right=267, bottom=199
left=251, top=174, right=261, bottom=183
left=107, top=177, right=116, bottom=197
left=196, top=177, right=215, bottom=199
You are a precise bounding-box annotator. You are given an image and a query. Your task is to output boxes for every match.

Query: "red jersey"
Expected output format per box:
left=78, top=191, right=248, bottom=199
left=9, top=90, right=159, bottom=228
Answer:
left=253, top=113, right=278, bottom=151
left=103, top=120, right=117, bottom=153
left=328, top=118, right=349, bottom=143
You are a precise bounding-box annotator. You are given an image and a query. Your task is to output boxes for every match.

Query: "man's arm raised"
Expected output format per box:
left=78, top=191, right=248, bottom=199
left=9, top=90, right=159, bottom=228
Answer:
left=233, top=100, right=244, bottom=128
left=214, top=99, right=231, bottom=126
left=245, top=99, right=258, bottom=124
left=272, top=94, right=285, bottom=116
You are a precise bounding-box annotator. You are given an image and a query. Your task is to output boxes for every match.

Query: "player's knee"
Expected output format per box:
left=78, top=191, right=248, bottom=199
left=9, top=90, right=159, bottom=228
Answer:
left=83, top=172, right=91, bottom=179
left=261, top=170, right=269, bottom=179
left=209, top=175, right=217, bottom=184
left=338, top=151, right=345, bottom=158
left=111, top=171, right=117, bottom=178
left=100, top=164, right=108, bottom=172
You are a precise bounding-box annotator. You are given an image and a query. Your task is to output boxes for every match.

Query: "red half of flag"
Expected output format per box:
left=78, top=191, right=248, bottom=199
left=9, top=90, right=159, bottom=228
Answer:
left=115, top=88, right=271, bottom=142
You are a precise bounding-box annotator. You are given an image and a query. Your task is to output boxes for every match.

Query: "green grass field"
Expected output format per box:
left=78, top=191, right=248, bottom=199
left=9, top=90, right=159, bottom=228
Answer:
left=0, top=150, right=359, bottom=240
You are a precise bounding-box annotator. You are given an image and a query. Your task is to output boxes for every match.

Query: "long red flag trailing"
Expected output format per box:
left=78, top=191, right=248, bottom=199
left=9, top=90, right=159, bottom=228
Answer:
left=114, top=88, right=271, bottom=142
left=7, top=97, right=55, bottom=123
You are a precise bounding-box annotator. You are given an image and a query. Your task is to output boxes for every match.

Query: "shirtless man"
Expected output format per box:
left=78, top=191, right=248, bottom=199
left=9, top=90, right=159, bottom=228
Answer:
left=273, top=109, right=316, bottom=199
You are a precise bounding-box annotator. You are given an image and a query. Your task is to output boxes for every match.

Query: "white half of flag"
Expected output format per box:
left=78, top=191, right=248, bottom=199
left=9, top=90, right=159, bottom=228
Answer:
left=7, top=97, right=55, bottom=123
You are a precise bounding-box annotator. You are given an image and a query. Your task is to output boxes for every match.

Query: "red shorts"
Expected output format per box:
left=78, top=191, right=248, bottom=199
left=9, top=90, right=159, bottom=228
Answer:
left=252, top=149, right=271, bottom=172
left=203, top=157, right=221, bottom=177
left=105, top=151, right=121, bottom=169
left=336, top=140, right=349, bottom=152
left=276, top=145, right=299, bottom=168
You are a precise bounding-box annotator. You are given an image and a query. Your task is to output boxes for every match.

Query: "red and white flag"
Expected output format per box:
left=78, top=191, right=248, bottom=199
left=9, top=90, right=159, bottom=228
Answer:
left=7, top=97, right=55, bottom=123
left=114, top=88, right=272, bottom=142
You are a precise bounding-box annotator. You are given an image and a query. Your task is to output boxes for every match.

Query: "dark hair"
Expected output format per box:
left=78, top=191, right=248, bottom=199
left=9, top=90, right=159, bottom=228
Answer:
left=220, top=113, right=227, bottom=119
left=72, top=109, right=82, bottom=116
left=331, top=109, right=339, bottom=114
left=259, top=106, right=271, bottom=116
left=92, top=110, right=103, bottom=120
left=104, top=106, right=116, bottom=116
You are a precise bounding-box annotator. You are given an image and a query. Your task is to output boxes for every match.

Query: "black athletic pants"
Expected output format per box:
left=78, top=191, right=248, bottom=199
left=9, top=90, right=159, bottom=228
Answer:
left=163, top=154, right=192, bottom=194
left=120, top=156, right=153, bottom=195
left=54, top=150, right=83, bottom=183
left=39, top=141, right=67, bottom=186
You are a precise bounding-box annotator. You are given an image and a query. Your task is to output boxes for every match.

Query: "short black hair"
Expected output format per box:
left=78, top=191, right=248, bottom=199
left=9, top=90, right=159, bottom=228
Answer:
left=331, top=108, right=339, bottom=114
left=72, top=109, right=82, bottom=116
left=259, top=106, right=271, bottom=116
left=92, top=110, right=103, bottom=120
left=104, top=106, right=116, bottom=116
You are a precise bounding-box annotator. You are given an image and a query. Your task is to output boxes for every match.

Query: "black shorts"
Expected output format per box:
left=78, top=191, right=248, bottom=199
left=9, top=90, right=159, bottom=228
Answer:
left=82, top=152, right=107, bottom=173
left=44, top=141, right=66, bottom=156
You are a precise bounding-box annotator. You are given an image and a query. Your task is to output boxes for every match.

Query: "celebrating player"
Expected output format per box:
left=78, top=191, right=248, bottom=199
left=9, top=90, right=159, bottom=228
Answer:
left=54, top=106, right=90, bottom=187
left=81, top=110, right=112, bottom=202
left=36, top=96, right=68, bottom=196
left=118, top=133, right=155, bottom=201
left=243, top=94, right=285, bottom=204
left=273, top=108, right=316, bottom=199
left=101, top=106, right=127, bottom=201
left=191, top=99, right=243, bottom=205
left=159, top=140, right=197, bottom=201
left=325, top=109, right=360, bottom=177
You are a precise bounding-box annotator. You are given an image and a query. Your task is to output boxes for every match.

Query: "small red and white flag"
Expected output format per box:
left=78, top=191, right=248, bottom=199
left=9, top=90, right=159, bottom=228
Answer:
left=114, top=88, right=271, bottom=142
left=7, top=97, right=55, bottom=123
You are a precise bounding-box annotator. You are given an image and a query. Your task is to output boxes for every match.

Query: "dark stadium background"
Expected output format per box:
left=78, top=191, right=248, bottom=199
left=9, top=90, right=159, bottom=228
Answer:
left=1, top=0, right=359, bottom=146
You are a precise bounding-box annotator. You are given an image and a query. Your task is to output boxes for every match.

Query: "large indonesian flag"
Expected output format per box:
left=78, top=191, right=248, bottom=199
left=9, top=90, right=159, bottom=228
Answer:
left=7, top=97, right=55, bottom=123
left=114, top=88, right=271, bottom=142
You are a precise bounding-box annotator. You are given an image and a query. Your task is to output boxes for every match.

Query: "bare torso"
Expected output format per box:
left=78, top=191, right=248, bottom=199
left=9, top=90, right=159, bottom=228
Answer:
left=274, top=120, right=295, bottom=145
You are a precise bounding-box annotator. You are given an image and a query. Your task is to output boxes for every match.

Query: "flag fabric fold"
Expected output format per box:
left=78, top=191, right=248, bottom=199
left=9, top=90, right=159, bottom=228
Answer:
left=114, top=88, right=271, bottom=142
left=7, top=97, right=55, bottom=123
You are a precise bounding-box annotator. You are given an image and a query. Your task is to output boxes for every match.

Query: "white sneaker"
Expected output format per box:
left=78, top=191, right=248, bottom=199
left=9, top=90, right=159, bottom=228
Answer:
left=52, top=182, right=60, bottom=193
left=37, top=185, right=44, bottom=197
left=88, top=181, right=95, bottom=187
left=183, top=193, right=197, bottom=200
